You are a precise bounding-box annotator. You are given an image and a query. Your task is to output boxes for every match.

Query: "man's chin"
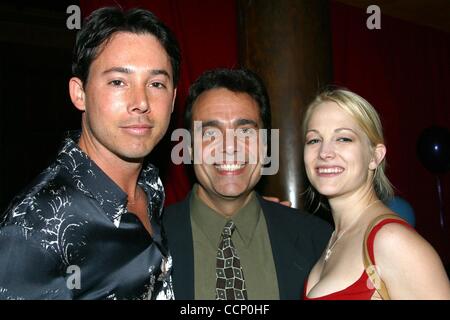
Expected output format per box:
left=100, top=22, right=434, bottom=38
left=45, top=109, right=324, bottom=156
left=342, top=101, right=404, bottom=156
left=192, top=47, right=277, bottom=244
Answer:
left=115, top=149, right=151, bottom=163
left=214, top=186, right=250, bottom=200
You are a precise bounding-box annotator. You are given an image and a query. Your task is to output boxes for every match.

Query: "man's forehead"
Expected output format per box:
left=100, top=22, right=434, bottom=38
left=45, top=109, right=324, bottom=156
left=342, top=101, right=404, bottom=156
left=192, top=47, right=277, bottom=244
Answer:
left=91, top=32, right=172, bottom=71
left=192, top=89, right=261, bottom=122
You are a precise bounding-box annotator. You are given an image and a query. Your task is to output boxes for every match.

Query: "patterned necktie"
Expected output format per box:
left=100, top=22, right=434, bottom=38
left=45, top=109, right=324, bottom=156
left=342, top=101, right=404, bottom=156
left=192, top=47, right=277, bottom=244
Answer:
left=215, top=220, right=248, bottom=300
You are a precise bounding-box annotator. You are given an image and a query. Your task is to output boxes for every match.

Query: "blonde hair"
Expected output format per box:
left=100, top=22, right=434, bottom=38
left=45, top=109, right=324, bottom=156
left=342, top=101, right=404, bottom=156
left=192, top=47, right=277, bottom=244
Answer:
left=302, top=88, right=394, bottom=203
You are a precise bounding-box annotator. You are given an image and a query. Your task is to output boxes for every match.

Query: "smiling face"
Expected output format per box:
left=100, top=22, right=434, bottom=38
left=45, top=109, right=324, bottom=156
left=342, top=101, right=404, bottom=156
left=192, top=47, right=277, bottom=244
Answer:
left=303, top=101, right=379, bottom=201
left=192, top=88, right=264, bottom=203
left=69, top=32, right=176, bottom=163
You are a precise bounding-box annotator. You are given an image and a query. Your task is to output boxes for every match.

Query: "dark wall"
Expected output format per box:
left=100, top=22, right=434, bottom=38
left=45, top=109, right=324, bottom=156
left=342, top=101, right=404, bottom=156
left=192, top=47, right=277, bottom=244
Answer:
left=0, top=2, right=80, bottom=213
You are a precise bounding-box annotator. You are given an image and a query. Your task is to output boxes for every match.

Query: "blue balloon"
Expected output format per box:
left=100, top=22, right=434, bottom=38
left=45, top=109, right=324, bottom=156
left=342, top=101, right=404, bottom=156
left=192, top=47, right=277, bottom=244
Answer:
left=387, top=196, right=416, bottom=227
left=416, top=126, right=450, bottom=174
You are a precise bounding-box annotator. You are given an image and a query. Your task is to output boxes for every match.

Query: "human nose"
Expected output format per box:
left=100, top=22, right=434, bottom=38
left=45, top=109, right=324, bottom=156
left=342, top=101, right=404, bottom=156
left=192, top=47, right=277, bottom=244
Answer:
left=319, top=140, right=335, bottom=159
left=224, top=129, right=237, bottom=155
left=128, top=85, right=150, bottom=114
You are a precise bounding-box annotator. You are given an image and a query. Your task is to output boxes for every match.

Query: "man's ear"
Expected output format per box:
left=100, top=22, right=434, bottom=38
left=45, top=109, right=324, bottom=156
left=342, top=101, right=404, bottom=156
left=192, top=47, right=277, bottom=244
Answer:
left=188, top=145, right=193, bottom=160
left=258, top=126, right=269, bottom=165
left=369, top=143, right=386, bottom=170
left=260, top=141, right=268, bottom=165
left=171, top=88, right=177, bottom=113
left=69, top=77, right=86, bottom=111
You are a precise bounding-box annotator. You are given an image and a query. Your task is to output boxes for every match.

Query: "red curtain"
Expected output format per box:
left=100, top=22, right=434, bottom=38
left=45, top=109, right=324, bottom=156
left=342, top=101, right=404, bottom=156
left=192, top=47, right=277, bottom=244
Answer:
left=79, top=0, right=238, bottom=206
left=331, top=1, right=450, bottom=264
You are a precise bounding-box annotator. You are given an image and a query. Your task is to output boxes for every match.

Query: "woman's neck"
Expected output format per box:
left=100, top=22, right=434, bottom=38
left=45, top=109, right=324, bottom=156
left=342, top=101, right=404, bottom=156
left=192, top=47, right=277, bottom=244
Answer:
left=329, top=190, right=380, bottom=234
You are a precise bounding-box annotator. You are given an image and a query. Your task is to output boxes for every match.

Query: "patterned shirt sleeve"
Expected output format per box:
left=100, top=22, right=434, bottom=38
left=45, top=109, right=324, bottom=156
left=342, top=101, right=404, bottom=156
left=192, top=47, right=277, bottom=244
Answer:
left=0, top=223, right=71, bottom=299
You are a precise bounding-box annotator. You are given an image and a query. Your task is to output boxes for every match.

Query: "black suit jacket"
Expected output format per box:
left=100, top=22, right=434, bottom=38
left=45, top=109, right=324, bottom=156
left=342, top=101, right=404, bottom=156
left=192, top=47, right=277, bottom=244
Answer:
left=162, top=192, right=332, bottom=300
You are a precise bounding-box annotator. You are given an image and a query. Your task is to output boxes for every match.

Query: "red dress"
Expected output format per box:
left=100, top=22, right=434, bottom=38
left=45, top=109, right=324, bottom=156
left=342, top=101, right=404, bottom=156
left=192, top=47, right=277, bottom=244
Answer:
left=303, top=218, right=412, bottom=300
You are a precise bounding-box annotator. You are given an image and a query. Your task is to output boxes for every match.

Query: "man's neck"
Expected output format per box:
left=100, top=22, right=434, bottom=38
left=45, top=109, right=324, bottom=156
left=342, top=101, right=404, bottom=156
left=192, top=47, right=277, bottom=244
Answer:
left=196, top=186, right=253, bottom=218
left=78, top=134, right=143, bottom=198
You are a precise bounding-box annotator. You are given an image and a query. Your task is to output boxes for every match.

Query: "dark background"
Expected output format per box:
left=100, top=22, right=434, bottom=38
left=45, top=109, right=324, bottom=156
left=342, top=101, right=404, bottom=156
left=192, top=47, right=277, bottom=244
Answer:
left=0, top=1, right=80, bottom=212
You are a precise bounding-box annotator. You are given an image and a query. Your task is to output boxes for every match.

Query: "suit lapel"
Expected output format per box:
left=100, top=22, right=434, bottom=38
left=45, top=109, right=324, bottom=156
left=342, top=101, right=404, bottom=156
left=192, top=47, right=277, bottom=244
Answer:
left=257, top=195, right=309, bottom=300
left=167, top=195, right=195, bottom=300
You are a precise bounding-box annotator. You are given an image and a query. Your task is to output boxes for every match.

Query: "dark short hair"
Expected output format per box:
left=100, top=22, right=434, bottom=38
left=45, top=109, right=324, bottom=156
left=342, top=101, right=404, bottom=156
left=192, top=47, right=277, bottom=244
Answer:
left=184, top=68, right=271, bottom=131
left=72, top=7, right=181, bottom=86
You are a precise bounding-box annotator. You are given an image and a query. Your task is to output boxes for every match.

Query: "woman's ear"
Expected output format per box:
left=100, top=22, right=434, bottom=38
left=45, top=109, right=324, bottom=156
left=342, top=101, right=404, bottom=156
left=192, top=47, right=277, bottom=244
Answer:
left=369, top=143, right=387, bottom=170
left=69, top=77, right=86, bottom=111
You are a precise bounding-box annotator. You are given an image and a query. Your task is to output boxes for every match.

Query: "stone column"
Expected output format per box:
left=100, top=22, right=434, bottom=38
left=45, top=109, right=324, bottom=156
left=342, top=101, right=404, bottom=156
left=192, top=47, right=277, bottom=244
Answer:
left=238, top=0, right=333, bottom=208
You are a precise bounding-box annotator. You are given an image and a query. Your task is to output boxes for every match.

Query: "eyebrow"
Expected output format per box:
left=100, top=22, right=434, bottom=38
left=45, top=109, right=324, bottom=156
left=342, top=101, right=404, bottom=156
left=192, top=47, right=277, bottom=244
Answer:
left=102, top=67, right=171, bottom=79
left=235, top=119, right=259, bottom=127
left=200, top=119, right=259, bottom=128
left=335, top=127, right=356, bottom=133
left=201, top=120, right=221, bottom=128
left=306, top=128, right=356, bottom=134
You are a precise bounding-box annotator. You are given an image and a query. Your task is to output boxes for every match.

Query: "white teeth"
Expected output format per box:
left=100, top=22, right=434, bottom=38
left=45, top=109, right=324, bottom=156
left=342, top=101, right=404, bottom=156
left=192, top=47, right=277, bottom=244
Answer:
left=215, top=164, right=245, bottom=171
left=318, top=167, right=343, bottom=174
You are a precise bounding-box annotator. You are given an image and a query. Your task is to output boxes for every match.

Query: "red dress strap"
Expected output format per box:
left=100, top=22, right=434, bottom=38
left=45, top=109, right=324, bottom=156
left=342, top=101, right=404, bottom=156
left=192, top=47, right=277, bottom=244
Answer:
left=364, top=214, right=413, bottom=299
left=366, top=214, right=413, bottom=265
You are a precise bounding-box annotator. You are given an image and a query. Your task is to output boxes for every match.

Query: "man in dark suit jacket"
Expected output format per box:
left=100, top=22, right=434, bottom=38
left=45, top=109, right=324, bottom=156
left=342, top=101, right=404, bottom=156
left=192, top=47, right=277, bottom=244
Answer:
left=163, top=68, right=332, bottom=300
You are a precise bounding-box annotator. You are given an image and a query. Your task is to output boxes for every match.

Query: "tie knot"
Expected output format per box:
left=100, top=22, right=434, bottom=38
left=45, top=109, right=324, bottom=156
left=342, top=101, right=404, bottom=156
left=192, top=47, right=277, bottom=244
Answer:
left=222, top=220, right=235, bottom=238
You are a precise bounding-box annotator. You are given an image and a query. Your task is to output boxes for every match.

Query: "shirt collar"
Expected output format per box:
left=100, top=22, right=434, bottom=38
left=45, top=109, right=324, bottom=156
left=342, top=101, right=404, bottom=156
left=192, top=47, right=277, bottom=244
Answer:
left=56, top=131, right=164, bottom=228
left=190, top=184, right=260, bottom=247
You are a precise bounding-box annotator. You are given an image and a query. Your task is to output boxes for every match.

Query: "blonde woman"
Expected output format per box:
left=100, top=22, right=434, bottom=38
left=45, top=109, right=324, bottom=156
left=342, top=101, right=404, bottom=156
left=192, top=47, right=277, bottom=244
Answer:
left=302, top=89, right=450, bottom=300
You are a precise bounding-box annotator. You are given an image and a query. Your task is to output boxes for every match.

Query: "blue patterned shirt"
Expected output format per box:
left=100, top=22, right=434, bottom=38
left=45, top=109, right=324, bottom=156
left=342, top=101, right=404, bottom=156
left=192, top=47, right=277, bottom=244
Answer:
left=0, top=132, right=173, bottom=300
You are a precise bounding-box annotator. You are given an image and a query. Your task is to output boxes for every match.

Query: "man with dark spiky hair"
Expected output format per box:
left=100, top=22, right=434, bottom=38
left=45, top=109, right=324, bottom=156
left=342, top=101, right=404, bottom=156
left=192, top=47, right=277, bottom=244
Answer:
left=0, top=7, right=179, bottom=300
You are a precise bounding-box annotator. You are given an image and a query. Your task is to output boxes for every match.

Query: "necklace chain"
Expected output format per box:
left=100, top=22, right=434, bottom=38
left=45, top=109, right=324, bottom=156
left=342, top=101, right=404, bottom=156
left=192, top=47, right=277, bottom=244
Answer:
left=324, top=199, right=381, bottom=262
